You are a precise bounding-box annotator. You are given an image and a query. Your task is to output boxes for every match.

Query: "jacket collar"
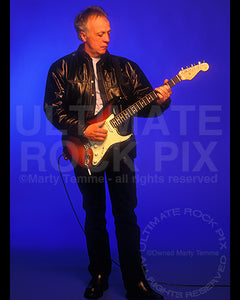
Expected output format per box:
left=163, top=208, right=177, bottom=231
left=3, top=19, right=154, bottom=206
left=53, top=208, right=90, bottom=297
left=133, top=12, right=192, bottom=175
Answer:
left=76, top=43, right=110, bottom=64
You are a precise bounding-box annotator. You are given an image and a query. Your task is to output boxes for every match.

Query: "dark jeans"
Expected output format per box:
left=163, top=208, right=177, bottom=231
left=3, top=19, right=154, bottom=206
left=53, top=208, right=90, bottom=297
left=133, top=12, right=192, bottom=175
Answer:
left=73, top=156, right=145, bottom=290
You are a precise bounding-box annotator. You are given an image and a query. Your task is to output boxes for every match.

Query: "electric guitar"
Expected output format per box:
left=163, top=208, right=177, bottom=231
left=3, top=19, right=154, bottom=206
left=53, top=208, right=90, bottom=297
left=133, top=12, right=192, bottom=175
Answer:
left=63, top=62, right=209, bottom=174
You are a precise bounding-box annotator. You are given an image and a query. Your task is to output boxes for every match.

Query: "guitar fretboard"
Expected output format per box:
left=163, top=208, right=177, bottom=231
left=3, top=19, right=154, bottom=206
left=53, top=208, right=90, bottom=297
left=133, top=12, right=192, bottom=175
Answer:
left=109, top=91, right=158, bottom=128
left=166, top=75, right=182, bottom=88
left=109, top=74, right=182, bottom=128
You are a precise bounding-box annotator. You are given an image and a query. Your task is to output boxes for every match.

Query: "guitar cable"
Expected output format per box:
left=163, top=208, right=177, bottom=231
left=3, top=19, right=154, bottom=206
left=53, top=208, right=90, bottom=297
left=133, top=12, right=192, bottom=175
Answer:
left=57, top=154, right=230, bottom=289
left=57, top=154, right=120, bottom=268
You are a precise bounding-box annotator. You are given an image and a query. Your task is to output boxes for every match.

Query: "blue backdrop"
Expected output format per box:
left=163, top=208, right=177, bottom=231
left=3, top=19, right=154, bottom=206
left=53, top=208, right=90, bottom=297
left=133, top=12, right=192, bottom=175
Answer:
left=10, top=0, right=230, bottom=291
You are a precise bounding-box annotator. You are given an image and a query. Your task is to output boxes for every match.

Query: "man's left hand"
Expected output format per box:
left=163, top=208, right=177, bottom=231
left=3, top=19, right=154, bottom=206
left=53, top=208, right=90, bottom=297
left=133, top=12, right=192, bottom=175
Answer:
left=155, top=79, right=172, bottom=105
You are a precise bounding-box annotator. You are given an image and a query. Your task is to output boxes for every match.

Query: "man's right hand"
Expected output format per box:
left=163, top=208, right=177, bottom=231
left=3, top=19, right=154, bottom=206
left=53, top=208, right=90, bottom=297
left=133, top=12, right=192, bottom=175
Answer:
left=84, top=120, right=108, bottom=142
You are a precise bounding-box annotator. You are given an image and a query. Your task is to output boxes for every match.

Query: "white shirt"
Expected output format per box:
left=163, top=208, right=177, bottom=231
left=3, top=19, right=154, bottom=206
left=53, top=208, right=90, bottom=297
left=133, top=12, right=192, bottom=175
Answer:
left=91, top=57, right=103, bottom=115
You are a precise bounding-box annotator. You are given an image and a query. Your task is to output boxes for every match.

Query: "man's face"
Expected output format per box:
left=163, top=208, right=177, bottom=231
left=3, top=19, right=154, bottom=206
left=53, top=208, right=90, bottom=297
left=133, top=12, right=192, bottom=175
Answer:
left=81, top=16, right=111, bottom=58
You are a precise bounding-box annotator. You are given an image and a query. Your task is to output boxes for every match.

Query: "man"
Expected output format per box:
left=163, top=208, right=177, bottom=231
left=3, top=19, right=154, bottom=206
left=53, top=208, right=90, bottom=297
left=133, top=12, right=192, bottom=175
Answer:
left=44, top=6, right=172, bottom=299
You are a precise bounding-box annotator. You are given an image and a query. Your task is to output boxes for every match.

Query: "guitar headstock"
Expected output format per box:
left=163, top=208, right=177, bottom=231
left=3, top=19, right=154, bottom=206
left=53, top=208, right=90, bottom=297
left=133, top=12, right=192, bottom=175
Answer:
left=178, top=61, right=209, bottom=81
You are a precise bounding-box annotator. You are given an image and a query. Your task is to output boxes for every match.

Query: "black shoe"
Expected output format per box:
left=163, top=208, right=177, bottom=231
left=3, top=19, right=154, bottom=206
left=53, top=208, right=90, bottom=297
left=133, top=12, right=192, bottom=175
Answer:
left=126, top=280, right=164, bottom=299
left=84, top=274, right=108, bottom=299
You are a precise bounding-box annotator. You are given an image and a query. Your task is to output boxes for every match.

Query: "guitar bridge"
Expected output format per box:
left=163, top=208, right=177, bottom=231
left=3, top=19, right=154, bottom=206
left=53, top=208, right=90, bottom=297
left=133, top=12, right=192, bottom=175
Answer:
left=83, top=141, right=91, bottom=151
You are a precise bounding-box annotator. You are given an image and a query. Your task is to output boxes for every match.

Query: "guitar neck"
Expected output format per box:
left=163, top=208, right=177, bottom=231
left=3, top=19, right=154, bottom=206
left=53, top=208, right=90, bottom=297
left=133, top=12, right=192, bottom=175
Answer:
left=165, top=74, right=182, bottom=88
left=109, top=74, right=181, bottom=128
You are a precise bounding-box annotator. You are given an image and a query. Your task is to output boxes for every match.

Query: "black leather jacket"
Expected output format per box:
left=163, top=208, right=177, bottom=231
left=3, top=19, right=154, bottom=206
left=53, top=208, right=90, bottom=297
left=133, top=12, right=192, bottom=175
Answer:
left=44, top=44, right=171, bottom=158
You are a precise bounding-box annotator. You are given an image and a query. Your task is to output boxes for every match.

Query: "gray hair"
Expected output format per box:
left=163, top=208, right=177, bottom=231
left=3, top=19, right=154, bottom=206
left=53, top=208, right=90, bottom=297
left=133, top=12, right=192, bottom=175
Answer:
left=74, top=6, right=108, bottom=41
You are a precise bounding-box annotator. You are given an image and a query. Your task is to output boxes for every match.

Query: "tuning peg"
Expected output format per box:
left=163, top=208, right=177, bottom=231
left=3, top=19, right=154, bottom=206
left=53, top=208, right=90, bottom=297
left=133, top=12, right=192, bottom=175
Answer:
left=202, top=60, right=205, bottom=63
left=198, top=61, right=201, bottom=64
left=190, top=64, right=193, bottom=67
left=181, top=67, right=184, bottom=70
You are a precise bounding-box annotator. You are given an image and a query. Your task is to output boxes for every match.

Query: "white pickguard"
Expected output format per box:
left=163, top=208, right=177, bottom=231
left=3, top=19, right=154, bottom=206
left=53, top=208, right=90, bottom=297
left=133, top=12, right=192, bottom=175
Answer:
left=89, top=114, right=132, bottom=166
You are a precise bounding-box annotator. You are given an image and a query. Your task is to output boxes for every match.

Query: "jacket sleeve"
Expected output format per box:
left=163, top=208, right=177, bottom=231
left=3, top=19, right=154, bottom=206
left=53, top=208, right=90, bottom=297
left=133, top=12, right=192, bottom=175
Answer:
left=126, top=60, right=171, bottom=118
left=43, top=62, right=86, bottom=137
